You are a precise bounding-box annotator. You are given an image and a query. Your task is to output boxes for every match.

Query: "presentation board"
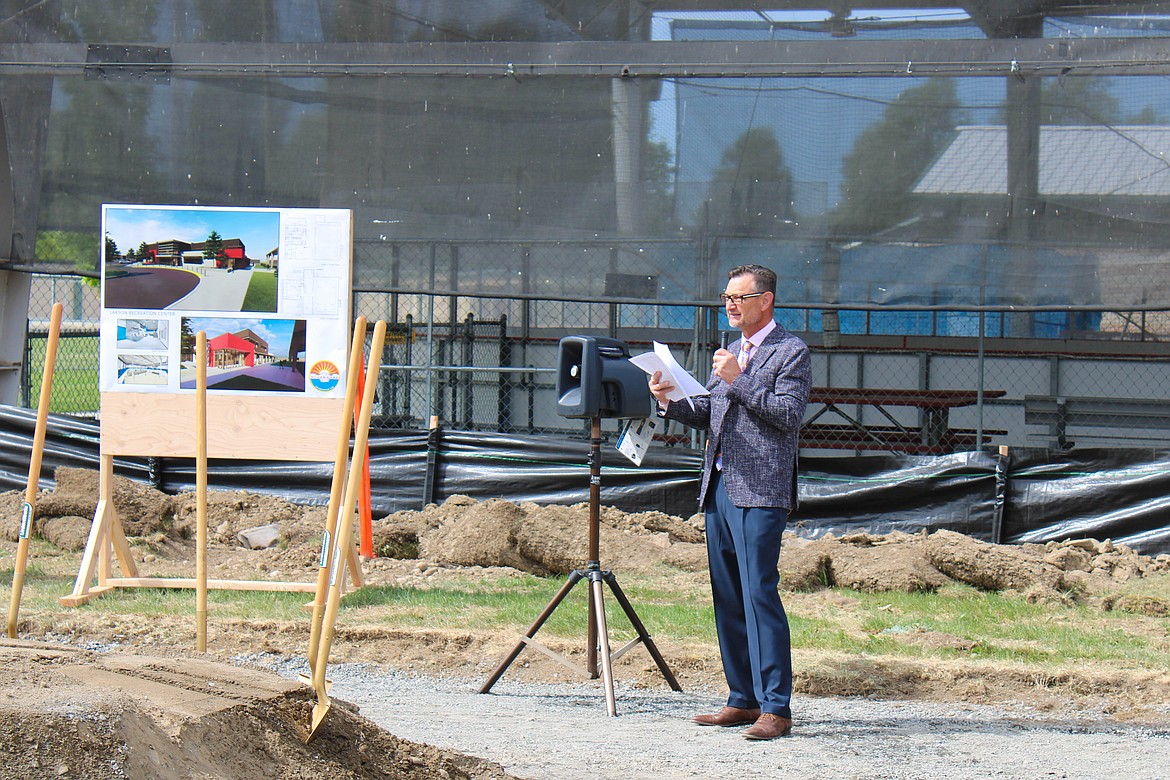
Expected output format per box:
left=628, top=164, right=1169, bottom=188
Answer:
left=98, top=204, right=353, bottom=459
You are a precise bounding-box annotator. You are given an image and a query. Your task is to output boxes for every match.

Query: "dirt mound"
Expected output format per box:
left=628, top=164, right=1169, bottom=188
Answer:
left=418, top=498, right=534, bottom=571
left=6, top=470, right=1168, bottom=609
left=920, top=529, right=1170, bottom=604
left=3, top=469, right=1170, bottom=777
left=925, top=529, right=1063, bottom=591
left=407, top=496, right=686, bottom=576
left=36, top=467, right=176, bottom=537
left=375, top=497, right=1169, bottom=608
left=169, top=489, right=322, bottom=549
left=0, top=640, right=513, bottom=780
left=39, top=515, right=93, bottom=551
left=824, top=532, right=954, bottom=593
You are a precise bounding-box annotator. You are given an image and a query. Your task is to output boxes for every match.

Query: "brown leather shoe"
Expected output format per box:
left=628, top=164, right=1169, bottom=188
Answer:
left=692, top=706, right=761, bottom=727
left=743, top=712, right=793, bottom=740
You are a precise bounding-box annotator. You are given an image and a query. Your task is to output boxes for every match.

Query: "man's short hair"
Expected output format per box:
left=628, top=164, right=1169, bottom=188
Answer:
left=728, top=264, right=777, bottom=295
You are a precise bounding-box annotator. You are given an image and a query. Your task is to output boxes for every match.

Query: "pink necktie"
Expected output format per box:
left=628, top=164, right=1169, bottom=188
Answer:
left=737, top=342, right=752, bottom=368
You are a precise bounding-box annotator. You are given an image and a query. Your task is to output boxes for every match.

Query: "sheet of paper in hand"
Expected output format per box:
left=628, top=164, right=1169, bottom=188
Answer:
left=629, top=341, right=709, bottom=411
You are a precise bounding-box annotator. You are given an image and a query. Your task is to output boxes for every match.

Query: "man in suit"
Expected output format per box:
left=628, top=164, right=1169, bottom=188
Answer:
left=648, top=264, right=810, bottom=741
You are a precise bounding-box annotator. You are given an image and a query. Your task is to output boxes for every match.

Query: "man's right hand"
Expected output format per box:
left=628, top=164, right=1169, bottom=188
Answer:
left=712, top=348, right=742, bottom=385
left=648, top=370, right=673, bottom=407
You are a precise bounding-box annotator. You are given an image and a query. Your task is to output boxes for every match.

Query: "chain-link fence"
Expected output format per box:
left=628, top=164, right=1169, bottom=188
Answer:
left=348, top=299, right=1170, bottom=452
left=347, top=236, right=1170, bottom=452
left=23, top=234, right=1170, bottom=451
left=24, top=274, right=101, bottom=416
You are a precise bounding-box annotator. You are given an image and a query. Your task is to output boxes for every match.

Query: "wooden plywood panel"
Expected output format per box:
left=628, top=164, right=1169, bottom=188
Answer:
left=100, top=392, right=343, bottom=460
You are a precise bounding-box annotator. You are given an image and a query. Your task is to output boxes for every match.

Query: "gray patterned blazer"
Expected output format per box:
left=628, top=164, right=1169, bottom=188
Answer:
left=664, top=324, right=811, bottom=511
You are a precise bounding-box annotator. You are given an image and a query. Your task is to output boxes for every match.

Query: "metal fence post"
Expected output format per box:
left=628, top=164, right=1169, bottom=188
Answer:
left=461, top=311, right=475, bottom=429
left=498, top=314, right=512, bottom=431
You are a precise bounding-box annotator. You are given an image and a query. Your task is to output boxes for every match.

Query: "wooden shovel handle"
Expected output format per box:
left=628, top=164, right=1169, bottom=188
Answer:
left=8, top=302, right=64, bottom=638
left=311, top=319, right=386, bottom=704
left=306, top=315, right=368, bottom=674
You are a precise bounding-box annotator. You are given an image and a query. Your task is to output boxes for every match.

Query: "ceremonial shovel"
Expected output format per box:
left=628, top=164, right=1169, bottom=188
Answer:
left=308, top=319, right=386, bottom=742
left=7, top=302, right=64, bottom=637
left=304, top=316, right=367, bottom=687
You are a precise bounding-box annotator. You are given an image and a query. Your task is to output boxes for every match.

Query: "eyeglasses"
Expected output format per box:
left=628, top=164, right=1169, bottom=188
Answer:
left=719, top=291, right=766, bottom=305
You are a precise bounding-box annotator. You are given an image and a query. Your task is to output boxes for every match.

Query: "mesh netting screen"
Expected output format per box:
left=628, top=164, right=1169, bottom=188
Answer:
left=6, top=2, right=1170, bottom=312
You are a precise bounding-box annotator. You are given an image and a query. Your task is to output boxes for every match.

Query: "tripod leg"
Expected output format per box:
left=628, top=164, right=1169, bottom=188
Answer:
left=586, top=574, right=598, bottom=678
left=603, top=571, right=683, bottom=692
left=480, top=570, right=585, bottom=694
left=589, top=572, right=618, bottom=716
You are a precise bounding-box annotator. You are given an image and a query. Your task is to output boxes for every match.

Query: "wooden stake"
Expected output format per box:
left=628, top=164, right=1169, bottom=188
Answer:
left=196, top=331, right=208, bottom=652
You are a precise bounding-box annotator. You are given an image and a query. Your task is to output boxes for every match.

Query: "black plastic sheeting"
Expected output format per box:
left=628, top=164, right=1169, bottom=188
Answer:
left=794, top=451, right=1002, bottom=542
left=0, top=405, right=703, bottom=518
left=1004, top=448, right=1170, bottom=555
left=1, top=405, right=1167, bottom=555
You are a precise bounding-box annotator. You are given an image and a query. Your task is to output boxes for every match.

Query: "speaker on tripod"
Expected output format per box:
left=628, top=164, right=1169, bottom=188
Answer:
left=554, top=335, right=650, bottom=419
left=480, top=336, right=681, bottom=715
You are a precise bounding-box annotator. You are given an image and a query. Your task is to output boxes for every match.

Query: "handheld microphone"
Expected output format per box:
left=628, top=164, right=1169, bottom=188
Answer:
left=720, top=331, right=730, bottom=351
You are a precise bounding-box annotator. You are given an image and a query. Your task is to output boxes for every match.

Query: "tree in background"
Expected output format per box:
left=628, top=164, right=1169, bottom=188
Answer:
left=104, top=235, right=120, bottom=262
left=701, top=128, right=795, bottom=236
left=202, top=231, right=227, bottom=269
left=179, top=318, right=196, bottom=363
left=996, top=75, right=1164, bottom=125
left=1036, top=77, right=1122, bottom=124
left=833, top=78, right=962, bottom=237
left=643, top=139, right=680, bottom=235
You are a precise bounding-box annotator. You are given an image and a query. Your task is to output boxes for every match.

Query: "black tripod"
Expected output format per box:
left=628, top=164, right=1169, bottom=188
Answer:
left=479, top=417, right=682, bottom=715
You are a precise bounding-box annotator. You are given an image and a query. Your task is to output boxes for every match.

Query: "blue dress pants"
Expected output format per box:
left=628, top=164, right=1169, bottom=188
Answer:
left=705, top=469, right=793, bottom=718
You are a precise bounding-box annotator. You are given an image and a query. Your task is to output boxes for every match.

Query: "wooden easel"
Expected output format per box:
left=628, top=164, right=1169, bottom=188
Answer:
left=61, top=376, right=365, bottom=608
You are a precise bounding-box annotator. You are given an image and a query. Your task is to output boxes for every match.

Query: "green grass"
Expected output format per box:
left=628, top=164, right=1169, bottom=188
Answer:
left=26, top=334, right=100, bottom=414
left=334, top=577, right=718, bottom=639
left=242, top=269, right=278, bottom=312
left=4, top=555, right=1167, bottom=677
left=803, top=585, right=1170, bottom=667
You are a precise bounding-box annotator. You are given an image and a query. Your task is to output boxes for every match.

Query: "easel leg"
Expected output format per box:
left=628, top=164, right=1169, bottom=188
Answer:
left=345, top=539, right=365, bottom=589
left=97, top=452, right=116, bottom=583
left=99, top=455, right=139, bottom=579
left=108, top=513, right=139, bottom=578
left=60, top=454, right=119, bottom=607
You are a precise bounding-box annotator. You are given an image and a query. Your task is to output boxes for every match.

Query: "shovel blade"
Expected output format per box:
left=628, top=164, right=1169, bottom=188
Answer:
left=307, top=698, right=331, bottom=743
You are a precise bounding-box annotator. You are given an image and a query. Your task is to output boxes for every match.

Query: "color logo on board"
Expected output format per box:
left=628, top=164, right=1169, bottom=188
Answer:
left=308, top=360, right=341, bottom=391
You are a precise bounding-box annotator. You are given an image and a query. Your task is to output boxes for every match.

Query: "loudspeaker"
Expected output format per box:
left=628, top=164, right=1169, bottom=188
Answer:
left=556, top=336, right=651, bottom=419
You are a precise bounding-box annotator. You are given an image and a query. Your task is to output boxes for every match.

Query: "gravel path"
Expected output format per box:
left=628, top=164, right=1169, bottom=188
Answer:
left=275, top=662, right=1170, bottom=780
